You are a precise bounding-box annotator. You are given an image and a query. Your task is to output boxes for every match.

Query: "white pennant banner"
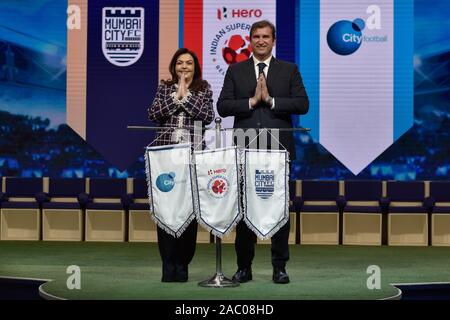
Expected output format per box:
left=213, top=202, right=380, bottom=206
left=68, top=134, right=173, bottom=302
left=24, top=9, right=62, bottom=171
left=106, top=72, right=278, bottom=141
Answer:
left=244, top=149, right=290, bottom=240
left=145, top=143, right=195, bottom=238
left=193, top=147, right=243, bottom=238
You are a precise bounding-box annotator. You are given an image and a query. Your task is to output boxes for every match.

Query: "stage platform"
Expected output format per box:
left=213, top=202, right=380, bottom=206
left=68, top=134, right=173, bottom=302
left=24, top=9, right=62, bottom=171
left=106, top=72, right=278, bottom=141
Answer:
left=1, top=242, right=450, bottom=300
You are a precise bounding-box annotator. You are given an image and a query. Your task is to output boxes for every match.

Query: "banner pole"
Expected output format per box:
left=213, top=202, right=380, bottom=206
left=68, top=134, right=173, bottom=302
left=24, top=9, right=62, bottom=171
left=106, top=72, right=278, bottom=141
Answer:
left=198, top=117, right=239, bottom=288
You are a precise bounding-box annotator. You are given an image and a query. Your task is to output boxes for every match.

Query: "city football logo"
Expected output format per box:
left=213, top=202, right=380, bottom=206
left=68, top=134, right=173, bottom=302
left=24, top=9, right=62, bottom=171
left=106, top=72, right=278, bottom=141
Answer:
left=326, top=5, right=386, bottom=56
left=102, top=7, right=144, bottom=67
left=156, top=172, right=175, bottom=192
left=327, top=19, right=366, bottom=56
left=255, top=170, right=274, bottom=200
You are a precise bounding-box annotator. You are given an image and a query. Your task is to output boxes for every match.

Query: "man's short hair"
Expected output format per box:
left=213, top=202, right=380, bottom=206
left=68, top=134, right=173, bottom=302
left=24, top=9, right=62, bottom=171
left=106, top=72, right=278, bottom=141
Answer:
left=250, top=20, right=276, bottom=40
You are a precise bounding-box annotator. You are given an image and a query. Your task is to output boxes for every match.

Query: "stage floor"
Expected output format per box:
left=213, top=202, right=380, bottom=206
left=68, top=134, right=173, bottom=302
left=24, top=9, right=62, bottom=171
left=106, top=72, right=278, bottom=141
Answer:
left=1, top=242, right=450, bottom=300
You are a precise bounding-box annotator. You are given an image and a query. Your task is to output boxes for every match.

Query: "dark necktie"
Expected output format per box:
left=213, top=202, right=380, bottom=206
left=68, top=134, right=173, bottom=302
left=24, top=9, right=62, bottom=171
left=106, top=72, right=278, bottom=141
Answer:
left=257, top=62, right=266, bottom=78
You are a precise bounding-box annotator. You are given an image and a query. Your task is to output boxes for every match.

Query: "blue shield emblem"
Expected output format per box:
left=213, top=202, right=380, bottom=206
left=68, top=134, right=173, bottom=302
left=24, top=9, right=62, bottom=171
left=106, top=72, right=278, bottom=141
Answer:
left=255, top=170, right=274, bottom=200
left=102, top=7, right=144, bottom=67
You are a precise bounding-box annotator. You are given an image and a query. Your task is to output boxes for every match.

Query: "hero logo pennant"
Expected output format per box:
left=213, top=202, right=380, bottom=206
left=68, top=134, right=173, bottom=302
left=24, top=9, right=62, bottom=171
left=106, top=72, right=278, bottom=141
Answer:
left=102, top=7, right=145, bottom=67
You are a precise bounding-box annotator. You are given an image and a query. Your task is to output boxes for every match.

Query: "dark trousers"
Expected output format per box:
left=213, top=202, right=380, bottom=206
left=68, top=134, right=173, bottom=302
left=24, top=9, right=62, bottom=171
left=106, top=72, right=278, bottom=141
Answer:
left=235, top=219, right=290, bottom=269
left=157, top=221, right=198, bottom=274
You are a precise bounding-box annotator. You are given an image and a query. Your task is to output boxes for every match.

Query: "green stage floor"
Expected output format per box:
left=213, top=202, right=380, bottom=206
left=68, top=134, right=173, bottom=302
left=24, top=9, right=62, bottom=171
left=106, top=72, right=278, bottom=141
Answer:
left=1, top=242, right=450, bottom=300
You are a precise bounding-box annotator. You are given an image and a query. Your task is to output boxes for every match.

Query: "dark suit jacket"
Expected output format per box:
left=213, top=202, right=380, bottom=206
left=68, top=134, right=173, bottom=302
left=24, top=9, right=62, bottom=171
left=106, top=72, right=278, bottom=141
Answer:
left=217, top=57, right=309, bottom=160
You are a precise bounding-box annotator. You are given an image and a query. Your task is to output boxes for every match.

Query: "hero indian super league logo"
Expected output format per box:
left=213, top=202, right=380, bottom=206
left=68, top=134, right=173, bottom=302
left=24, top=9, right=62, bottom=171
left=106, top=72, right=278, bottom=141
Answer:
left=206, top=168, right=230, bottom=198
left=210, top=7, right=263, bottom=75
left=327, top=5, right=387, bottom=56
left=255, top=170, right=274, bottom=200
left=222, top=34, right=252, bottom=65
left=102, top=7, right=144, bottom=67
left=209, top=23, right=253, bottom=76
left=156, top=172, right=175, bottom=192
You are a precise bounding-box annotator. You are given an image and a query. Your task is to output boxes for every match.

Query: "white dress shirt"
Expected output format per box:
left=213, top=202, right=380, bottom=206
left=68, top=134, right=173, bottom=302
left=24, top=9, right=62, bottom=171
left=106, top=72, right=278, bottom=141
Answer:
left=249, top=55, right=275, bottom=109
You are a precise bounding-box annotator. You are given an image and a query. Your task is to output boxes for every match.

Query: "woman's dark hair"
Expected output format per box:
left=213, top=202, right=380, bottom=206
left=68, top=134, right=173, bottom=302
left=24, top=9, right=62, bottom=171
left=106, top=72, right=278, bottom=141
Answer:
left=163, top=48, right=209, bottom=92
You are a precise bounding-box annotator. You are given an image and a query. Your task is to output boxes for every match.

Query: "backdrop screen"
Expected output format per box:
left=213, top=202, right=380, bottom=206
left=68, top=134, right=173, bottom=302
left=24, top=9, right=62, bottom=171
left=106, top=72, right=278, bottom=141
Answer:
left=0, top=0, right=448, bottom=180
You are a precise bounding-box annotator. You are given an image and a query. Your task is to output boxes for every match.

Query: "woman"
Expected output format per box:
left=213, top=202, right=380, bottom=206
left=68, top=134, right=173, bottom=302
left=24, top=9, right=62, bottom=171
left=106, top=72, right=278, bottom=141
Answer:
left=148, top=48, right=215, bottom=282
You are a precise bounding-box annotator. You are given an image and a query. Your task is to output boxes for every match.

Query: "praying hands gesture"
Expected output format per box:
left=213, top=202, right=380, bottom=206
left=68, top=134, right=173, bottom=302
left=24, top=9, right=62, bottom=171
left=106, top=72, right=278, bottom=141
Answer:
left=176, top=72, right=189, bottom=100
left=250, top=74, right=273, bottom=108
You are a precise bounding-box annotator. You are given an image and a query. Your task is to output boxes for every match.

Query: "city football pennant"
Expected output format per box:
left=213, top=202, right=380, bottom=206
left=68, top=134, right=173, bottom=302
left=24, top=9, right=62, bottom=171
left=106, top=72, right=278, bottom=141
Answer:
left=298, top=0, right=413, bottom=174
left=244, top=149, right=289, bottom=240
left=193, top=147, right=243, bottom=238
left=67, top=0, right=159, bottom=171
left=145, top=143, right=195, bottom=238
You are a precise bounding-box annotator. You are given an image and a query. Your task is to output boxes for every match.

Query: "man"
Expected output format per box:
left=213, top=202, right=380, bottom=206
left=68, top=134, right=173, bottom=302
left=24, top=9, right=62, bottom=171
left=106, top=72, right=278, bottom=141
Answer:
left=217, top=20, right=309, bottom=284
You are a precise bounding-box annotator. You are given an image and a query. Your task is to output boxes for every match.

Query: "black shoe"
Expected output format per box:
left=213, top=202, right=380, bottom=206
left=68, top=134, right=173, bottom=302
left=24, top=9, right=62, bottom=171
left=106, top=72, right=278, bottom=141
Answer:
left=161, top=272, right=176, bottom=282
left=175, top=265, right=188, bottom=282
left=232, top=268, right=253, bottom=283
left=273, top=267, right=290, bottom=284
left=161, top=264, right=176, bottom=282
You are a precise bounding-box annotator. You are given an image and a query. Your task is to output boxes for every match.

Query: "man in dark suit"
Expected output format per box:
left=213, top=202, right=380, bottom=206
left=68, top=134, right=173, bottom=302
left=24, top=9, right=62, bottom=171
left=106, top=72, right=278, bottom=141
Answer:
left=217, top=20, right=309, bottom=284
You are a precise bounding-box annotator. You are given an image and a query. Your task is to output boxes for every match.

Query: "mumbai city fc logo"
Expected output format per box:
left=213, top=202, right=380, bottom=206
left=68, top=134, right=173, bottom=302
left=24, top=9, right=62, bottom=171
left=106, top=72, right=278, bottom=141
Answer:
left=102, top=7, right=144, bottom=67
left=255, top=170, right=274, bottom=200
left=207, top=168, right=229, bottom=198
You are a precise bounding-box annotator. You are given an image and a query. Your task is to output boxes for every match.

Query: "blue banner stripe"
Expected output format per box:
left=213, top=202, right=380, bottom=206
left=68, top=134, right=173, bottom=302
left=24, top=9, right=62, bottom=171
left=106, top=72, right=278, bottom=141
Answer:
left=179, top=0, right=184, bottom=47
left=276, top=0, right=295, bottom=63
left=277, top=0, right=300, bottom=129
left=298, top=0, right=320, bottom=141
left=394, top=0, right=414, bottom=140
left=295, top=0, right=300, bottom=64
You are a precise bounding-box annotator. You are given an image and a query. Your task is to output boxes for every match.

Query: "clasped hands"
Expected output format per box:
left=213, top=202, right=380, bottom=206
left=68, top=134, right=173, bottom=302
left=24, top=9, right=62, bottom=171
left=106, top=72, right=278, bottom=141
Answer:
left=176, top=73, right=190, bottom=100
left=250, top=74, right=273, bottom=108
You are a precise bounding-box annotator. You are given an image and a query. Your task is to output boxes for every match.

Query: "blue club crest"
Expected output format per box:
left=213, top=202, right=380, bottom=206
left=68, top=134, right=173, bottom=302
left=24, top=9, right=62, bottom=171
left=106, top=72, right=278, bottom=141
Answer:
left=102, top=7, right=145, bottom=67
left=255, top=170, right=274, bottom=200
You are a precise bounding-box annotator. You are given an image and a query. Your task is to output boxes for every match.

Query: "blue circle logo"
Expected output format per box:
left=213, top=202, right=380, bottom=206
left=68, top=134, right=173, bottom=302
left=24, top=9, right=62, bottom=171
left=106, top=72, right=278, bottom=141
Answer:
left=156, top=172, right=176, bottom=192
left=327, top=19, right=365, bottom=56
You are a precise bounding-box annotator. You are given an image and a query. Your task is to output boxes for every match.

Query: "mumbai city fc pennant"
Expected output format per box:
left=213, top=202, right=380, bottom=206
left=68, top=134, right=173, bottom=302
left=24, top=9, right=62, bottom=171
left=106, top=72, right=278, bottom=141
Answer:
left=102, top=7, right=144, bottom=67
left=244, top=149, right=290, bottom=240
